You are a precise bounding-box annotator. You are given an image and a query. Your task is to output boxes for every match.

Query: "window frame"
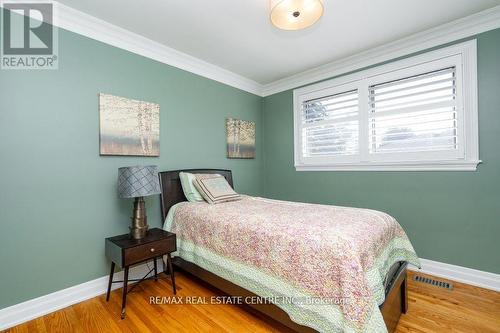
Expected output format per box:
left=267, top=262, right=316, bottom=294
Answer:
left=298, top=80, right=362, bottom=165
left=293, top=40, right=480, bottom=171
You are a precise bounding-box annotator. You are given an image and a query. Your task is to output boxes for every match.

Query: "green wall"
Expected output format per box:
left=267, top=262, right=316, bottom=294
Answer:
left=0, top=27, right=263, bottom=309
left=1, top=12, right=499, bottom=312
left=262, top=28, right=500, bottom=274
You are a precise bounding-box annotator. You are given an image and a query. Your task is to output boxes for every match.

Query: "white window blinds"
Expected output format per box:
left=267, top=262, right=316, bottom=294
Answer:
left=302, top=90, right=359, bottom=157
left=293, top=40, right=479, bottom=171
left=368, top=67, right=458, bottom=154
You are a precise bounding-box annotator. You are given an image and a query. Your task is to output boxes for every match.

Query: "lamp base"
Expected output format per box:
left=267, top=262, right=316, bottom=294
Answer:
left=130, top=197, right=149, bottom=240
left=130, top=224, right=148, bottom=239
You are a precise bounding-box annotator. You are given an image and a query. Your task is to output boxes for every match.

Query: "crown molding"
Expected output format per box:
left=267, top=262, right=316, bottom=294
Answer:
left=261, top=5, right=500, bottom=97
left=55, top=3, right=264, bottom=95
left=0, top=2, right=263, bottom=96
left=2, top=3, right=500, bottom=97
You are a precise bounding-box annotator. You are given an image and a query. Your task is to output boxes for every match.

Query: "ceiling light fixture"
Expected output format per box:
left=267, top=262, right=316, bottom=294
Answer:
left=270, top=0, right=324, bottom=31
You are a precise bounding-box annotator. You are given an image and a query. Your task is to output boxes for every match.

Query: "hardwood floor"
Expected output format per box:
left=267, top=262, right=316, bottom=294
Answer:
left=396, top=271, right=500, bottom=333
left=3, top=270, right=500, bottom=333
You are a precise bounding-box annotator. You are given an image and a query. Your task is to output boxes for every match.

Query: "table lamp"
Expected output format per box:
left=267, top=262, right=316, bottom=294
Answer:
left=118, top=165, right=161, bottom=239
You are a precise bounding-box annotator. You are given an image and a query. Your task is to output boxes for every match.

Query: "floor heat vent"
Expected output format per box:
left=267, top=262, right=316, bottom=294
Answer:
left=413, top=275, right=453, bottom=290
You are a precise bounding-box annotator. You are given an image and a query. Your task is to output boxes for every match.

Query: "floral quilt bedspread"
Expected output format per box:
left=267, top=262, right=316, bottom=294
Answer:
left=164, top=196, right=420, bottom=332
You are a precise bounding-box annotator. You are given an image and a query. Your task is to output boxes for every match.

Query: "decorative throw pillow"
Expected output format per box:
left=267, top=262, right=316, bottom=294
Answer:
left=179, top=172, right=205, bottom=202
left=193, top=174, right=241, bottom=204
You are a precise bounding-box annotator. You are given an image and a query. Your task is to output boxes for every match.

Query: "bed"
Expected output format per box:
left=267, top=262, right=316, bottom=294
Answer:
left=159, top=169, right=419, bottom=333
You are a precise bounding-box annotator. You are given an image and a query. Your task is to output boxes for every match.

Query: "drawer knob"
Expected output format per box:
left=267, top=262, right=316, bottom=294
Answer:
left=150, top=248, right=155, bottom=252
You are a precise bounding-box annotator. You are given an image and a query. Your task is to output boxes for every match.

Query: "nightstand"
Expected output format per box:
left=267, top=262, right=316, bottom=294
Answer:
left=105, top=228, right=176, bottom=319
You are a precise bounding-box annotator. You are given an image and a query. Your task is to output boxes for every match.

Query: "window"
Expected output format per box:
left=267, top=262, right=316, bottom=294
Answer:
left=293, top=41, right=479, bottom=171
left=303, top=90, right=359, bottom=158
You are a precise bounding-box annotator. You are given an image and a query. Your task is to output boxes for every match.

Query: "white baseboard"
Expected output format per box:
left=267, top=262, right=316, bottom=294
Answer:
left=408, top=258, right=500, bottom=292
left=0, top=259, right=162, bottom=331
left=1, top=258, right=499, bottom=330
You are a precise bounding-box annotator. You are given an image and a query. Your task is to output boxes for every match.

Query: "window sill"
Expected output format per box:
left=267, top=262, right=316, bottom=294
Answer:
left=295, top=160, right=482, bottom=171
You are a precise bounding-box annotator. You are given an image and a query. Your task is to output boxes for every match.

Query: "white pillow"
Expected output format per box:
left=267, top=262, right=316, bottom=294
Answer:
left=179, top=172, right=204, bottom=202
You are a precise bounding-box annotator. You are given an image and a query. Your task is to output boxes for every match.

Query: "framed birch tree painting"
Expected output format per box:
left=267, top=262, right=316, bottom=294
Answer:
left=226, top=118, right=255, bottom=159
left=99, top=93, right=160, bottom=156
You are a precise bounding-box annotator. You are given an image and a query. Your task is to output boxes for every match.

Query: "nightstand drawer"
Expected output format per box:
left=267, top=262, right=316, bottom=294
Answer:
left=124, top=237, right=176, bottom=265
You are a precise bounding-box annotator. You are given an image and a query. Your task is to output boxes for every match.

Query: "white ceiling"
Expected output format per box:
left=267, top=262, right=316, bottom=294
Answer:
left=58, top=0, right=500, bottom=84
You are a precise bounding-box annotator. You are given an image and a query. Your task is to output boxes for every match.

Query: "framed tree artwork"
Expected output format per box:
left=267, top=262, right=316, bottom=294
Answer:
left=226, top=118, right=255, bottom=159
left=99, top=93, right=160, bottom=156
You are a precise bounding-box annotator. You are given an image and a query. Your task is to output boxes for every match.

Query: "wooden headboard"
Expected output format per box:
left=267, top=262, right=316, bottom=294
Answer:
left=158, top=169, right=233, bottom=221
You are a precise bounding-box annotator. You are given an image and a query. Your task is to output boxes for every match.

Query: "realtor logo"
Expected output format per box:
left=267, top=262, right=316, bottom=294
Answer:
left=1, top=1, right=58, bottom=69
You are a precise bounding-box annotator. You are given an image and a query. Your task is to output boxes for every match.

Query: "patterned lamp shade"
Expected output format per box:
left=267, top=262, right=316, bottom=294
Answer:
left=118, top=165, right=161, bottom=198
